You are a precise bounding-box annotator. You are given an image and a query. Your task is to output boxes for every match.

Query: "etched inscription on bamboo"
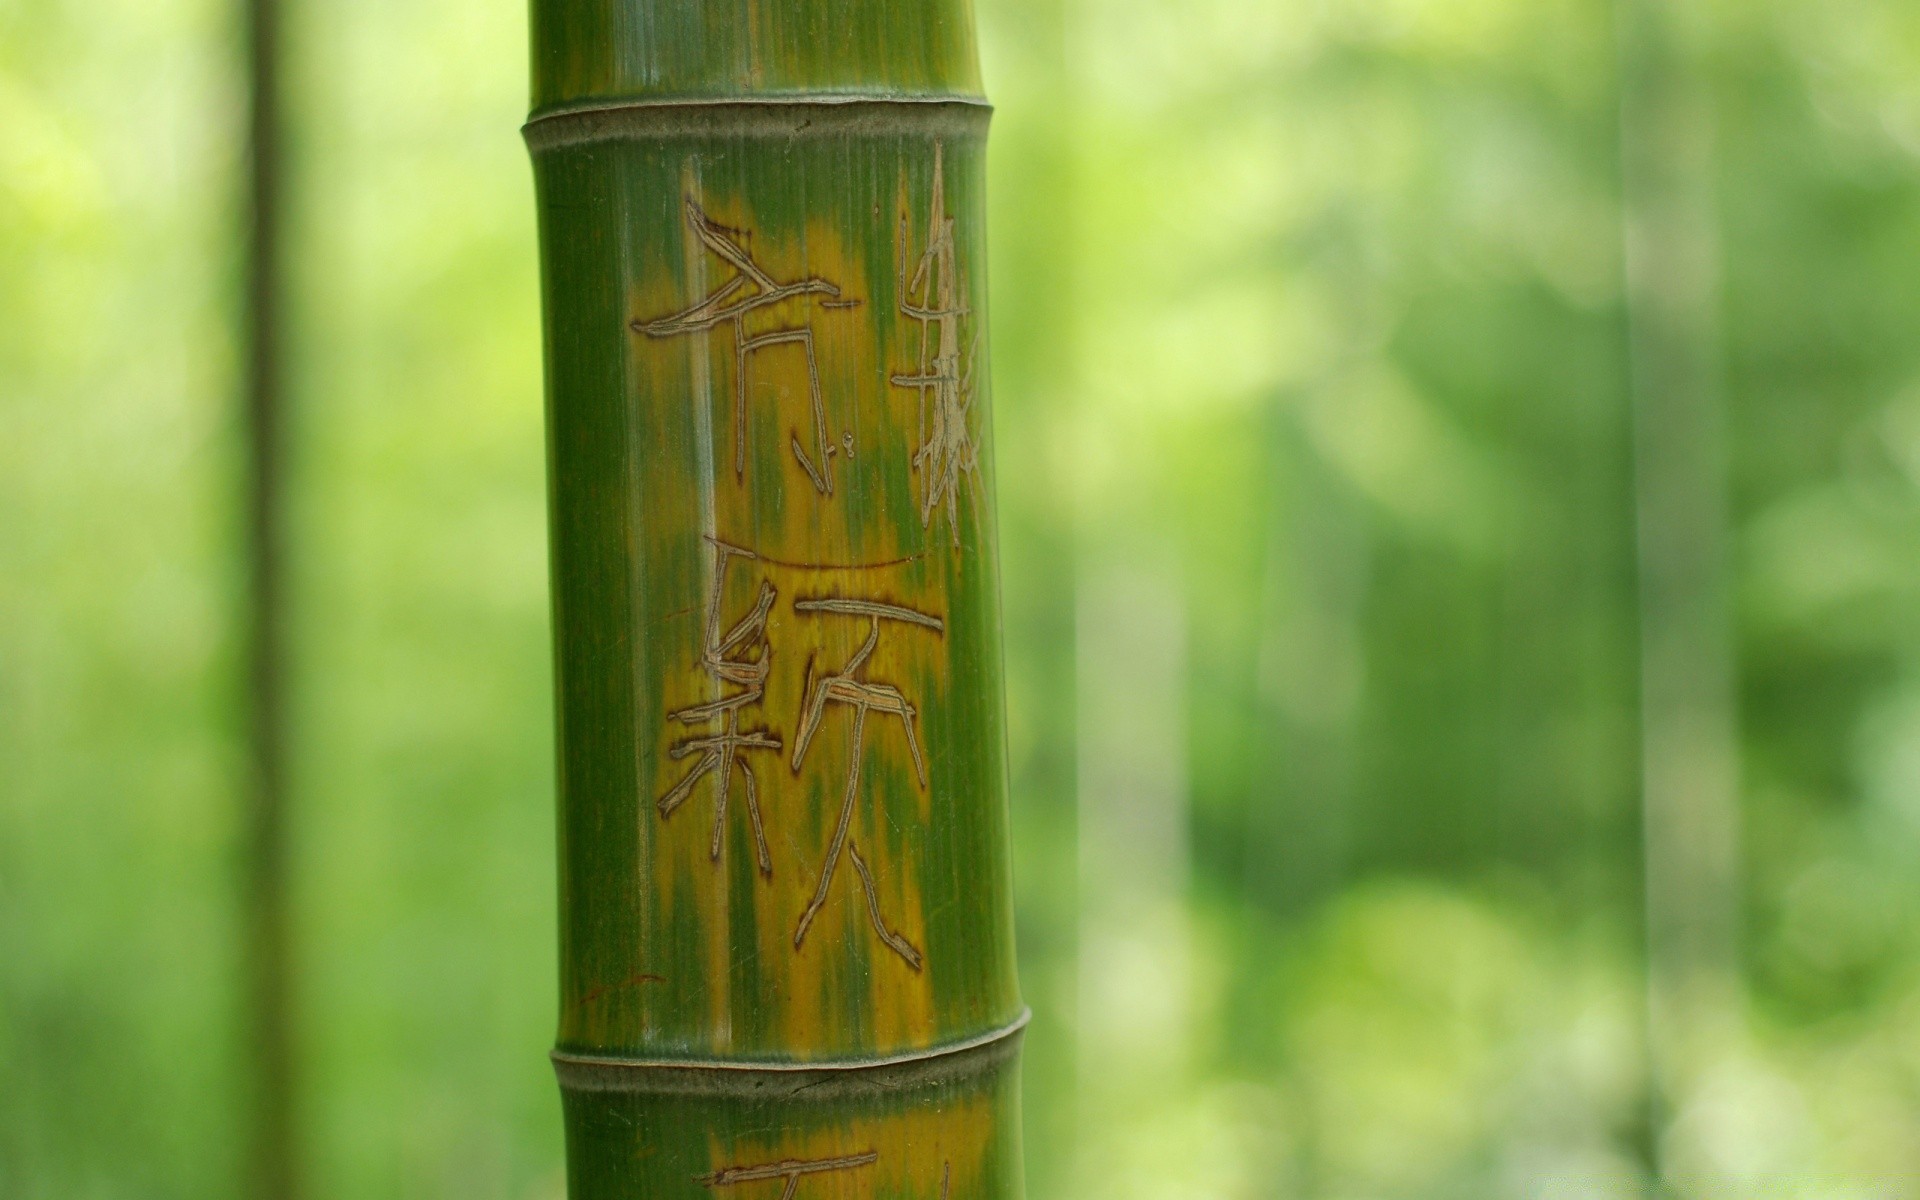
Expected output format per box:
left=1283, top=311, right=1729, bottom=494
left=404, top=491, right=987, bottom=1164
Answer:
left=656, top=537, right=783, bottom=874
left=633, top=199, right=855, bottom=495
left=632, top=157, right=985, bottom=999
left=892, top=143, right=982, bottom=553
left=790, top=597, right=945, bottom=970
left=698, top=1151, right=878, bottom=1200
left=652, top=538, right=947, bottom=971
left=693, top=1152, right=956, bottom=1200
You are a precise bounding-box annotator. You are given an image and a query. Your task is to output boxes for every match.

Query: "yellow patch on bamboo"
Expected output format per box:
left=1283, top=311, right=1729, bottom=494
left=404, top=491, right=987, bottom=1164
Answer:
left=753, top=558, right=946, bottom=1058
left=623, top=174, right=969, bottom=1060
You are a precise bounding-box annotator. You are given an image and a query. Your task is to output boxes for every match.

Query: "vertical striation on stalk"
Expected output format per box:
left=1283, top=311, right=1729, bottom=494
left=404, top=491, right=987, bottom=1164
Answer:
left=523, top=3, right=1026, bottom=1197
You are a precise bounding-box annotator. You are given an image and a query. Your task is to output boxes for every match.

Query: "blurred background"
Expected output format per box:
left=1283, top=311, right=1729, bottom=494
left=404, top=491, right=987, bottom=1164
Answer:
left=11, top=0, right=1920, bottom=1195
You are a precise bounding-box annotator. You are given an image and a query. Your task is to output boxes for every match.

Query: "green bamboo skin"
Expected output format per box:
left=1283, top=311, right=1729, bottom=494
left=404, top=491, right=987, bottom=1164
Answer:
left=524, top=6, right=1022, bottom=1195
left=556, top=1032, right=1023, bottom=1200
left=529, top=0, right=983, bottom=113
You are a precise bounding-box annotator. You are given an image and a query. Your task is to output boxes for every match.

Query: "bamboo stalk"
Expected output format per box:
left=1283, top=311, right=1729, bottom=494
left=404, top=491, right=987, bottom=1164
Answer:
left=523, top=5, right=1025, bottom=1197
left=241, top=0, right=298, bottom=1192
left=1617, top=0, right=1741, bottom=1179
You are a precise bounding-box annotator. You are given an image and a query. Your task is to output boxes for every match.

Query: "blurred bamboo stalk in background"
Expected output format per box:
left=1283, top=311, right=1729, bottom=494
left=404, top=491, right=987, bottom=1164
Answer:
left=523, top=3, right=1027, bottom=1196
left=1617, top=0, right=1742, bottom=1185
left=241, top=0, right=298, bottom=1192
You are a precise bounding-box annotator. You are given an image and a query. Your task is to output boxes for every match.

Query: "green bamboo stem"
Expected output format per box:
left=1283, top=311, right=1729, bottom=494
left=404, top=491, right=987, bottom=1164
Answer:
left=523, top=5, right=1025, bottom=1197
left=241, top=0, right=298, bottom=1191
left=1617, top=0, right=1740, bottom=1174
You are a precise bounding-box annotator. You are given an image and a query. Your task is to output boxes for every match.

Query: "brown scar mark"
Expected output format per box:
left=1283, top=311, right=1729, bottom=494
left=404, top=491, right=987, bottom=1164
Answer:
left=577, top=971, right=665, bottom=1010
left=698, top=1150, right=878, bottom=1198
left=632, top=199, right=848, bottom=496
left=656, top=537, right=783, bottom=875
left=891, top=141, right=983, bottom=554
left=788, top=596, right=944, bottom=968
left=850, top=841, right=923, bottom=970
left=819, top=298, right=862, bottom=310
left=941, top=1162, right=951, bottom=1200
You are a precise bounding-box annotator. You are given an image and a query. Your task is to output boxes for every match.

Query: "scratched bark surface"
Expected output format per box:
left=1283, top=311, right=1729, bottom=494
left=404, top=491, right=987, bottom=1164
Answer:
left=525, top=4, right=1022, bottom=1197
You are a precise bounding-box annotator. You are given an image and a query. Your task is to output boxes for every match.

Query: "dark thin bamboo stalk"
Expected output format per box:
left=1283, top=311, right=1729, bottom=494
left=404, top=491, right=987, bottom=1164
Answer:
left=1617, top=0, right=1740, bottom=1185
left=241, top=0, right=297, bottom=1192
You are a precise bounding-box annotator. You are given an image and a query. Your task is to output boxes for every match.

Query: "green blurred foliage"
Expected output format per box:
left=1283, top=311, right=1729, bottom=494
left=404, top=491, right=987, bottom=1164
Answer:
left=10, top=0, right=1920, bottom=1195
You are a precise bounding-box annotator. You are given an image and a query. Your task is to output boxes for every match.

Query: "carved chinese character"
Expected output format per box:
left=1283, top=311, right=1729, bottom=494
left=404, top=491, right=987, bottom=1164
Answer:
left=657, top=538, right=782, bottom=874
left=634, top=199, right=855, bottom=495
left=892, top=143, right=982, bottom=552
left=698, top=1151, right=877, bottom=1200
left=788, top=597, right=945, bottom=969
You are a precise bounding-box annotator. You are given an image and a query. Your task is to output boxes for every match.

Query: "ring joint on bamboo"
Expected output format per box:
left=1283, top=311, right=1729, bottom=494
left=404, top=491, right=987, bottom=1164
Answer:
left=522, top=96, right=993, bottom=152
left=551, top=1009, right=1029, bottom=1098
